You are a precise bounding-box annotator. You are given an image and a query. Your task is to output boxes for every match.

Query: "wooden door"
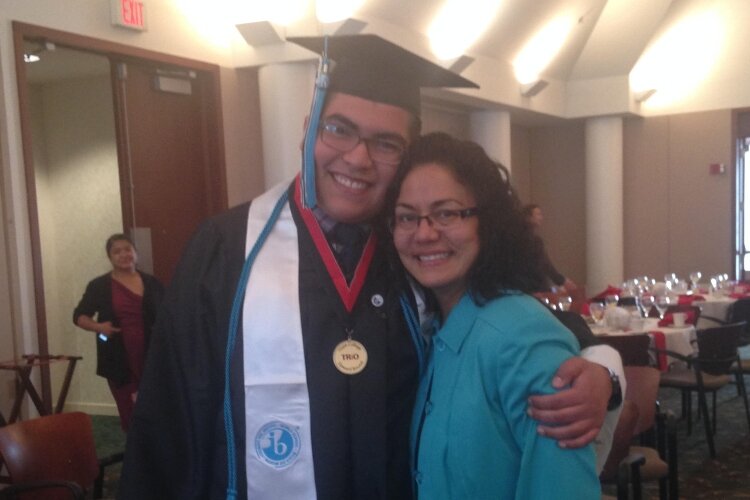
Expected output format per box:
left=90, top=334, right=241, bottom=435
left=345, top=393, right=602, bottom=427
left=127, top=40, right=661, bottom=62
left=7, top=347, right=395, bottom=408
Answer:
left=112, top=60, right=226, bottom=285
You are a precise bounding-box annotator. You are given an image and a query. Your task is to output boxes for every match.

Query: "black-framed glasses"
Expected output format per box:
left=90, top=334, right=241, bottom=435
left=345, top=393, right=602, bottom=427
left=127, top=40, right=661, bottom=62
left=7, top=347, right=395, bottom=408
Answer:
left=391, top=207, right=479, bottom=232
left=319, top=120, right=407, bottom=165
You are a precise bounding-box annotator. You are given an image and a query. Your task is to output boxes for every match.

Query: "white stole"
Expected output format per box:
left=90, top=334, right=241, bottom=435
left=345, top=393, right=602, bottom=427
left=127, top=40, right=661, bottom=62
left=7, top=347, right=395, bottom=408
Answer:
left=243, top=181, right=317, bottom=499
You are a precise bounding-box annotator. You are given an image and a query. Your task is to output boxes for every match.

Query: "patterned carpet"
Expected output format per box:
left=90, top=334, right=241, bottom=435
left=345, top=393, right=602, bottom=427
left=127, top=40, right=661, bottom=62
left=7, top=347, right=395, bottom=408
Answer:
left=647, top=380, right=750, bottom=499
left=93, top=378, right=750, bottom=499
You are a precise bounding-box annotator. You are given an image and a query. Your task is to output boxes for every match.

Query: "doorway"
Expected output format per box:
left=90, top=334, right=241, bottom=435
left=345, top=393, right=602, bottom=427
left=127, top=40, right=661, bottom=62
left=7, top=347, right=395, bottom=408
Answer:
left=13, top=22, right=226, bottom=415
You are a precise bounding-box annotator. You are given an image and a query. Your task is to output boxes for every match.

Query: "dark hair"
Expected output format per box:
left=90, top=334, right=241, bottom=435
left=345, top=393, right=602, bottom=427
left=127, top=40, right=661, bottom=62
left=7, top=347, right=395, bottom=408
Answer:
left=105, top=233, right=135, bottom=256
left=387, top=132, right=545, bottom=303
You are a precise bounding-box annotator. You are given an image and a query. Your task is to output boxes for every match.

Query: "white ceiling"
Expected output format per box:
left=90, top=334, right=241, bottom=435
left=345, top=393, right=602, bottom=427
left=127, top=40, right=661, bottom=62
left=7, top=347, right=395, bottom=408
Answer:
left=21, top=0, right=750, bottom=124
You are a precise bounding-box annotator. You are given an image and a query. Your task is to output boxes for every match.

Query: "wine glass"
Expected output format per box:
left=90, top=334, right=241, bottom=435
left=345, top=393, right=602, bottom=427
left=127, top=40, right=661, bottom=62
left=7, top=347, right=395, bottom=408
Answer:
left=557, top=295, right=572, bottom=312
left=640, top=294, right=654, bottom=318
left=664, top=273, right=678, bottom=287
left=654, top=295, right=671, bottom=319
left=689, top=271, right=702, bottom=291
left=605, top=294, right=619, bottom=309
left=589, top=302, right=605, bottom=325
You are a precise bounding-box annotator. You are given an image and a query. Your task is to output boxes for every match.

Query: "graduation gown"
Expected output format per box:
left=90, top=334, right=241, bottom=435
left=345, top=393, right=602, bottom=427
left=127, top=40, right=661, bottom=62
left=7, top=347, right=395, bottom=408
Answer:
left=119, top=183, right=419, bottom=500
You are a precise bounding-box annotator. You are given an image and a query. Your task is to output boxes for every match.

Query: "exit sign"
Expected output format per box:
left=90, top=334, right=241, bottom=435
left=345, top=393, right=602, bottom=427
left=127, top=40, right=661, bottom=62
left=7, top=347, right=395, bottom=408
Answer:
left=111, top=0, right=146, bottom=31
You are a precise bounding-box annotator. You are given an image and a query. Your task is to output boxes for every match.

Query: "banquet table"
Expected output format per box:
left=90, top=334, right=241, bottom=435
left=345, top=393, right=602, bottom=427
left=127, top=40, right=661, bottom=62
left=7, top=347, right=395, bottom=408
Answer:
left=590, top=318, right=696, bottom=369
left=694, top=294, right=737, bottom=328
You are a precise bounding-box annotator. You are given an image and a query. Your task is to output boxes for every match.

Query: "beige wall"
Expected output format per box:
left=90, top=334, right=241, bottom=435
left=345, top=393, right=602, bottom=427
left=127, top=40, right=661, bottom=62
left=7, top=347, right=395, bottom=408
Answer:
left=623, top=110, right=734, bottom=280
left=525, top=123, right=588, bottom=288
left=220, top=66, right=266, bottom=207
left=521, top=110, right=735, bottom=293
left=32, top=75, right=122, bottom=414
left=511, top=125, right=532, bottom=204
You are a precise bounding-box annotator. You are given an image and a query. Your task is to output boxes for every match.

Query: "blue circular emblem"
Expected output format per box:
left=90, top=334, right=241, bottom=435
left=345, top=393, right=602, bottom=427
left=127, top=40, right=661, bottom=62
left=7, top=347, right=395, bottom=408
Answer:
left=255, top=421, right=301, bottom=469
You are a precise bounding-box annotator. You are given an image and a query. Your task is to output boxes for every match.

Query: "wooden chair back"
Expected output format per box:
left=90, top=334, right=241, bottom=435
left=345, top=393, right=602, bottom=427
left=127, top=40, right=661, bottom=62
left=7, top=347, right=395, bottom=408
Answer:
left=0, top=412, right=100, bottom=500
left=597, top=334, right=651, bottom=367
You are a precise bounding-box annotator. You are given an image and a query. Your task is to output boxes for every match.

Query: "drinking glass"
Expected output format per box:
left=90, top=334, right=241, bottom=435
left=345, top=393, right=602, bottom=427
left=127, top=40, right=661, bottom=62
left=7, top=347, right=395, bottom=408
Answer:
left=689, top=271, right=702, bottom=290
left=640, top=294, right=654, bottom=318
left=589, top=302, right=605, bottom=325
left=654, top=295, right=671, bottom=319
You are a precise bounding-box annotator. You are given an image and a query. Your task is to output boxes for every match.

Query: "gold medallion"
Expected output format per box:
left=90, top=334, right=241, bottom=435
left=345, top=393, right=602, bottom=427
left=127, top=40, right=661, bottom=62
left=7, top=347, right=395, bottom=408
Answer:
left=332, top=339, right=368, bottom=375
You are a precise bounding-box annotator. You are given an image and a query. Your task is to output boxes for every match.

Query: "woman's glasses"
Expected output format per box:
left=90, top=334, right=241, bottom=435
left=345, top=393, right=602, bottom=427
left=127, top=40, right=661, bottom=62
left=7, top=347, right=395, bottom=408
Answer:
left=391, top=208, right=479, bottom=232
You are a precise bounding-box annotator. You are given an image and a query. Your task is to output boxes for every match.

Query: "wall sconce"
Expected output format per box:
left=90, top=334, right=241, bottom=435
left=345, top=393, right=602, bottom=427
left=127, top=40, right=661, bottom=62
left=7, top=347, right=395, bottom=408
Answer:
left=236, top=21, right=286, bottom=46
left=634, top=89, right=657, bottom=102
left=441, top=54, right=474, bottom=74
left=520, top=79, right=548, bottom=97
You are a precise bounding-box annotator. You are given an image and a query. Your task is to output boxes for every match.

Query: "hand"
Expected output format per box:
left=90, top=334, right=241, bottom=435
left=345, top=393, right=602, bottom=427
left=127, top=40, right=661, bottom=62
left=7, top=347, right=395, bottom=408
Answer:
left=527, top=357, right=611, bottom=448
left=563, top=278, right=577, bottom=291
left=98, top=322, right=121, bottom=335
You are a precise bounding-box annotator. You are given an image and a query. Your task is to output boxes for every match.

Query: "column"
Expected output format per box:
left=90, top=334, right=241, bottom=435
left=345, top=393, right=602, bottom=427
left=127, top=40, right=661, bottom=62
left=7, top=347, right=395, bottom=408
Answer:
left=586, top=116, right=624, bottom=294
left=469, top=110, right=511, bottom=172
left=258, top=62, right=316, bottom=189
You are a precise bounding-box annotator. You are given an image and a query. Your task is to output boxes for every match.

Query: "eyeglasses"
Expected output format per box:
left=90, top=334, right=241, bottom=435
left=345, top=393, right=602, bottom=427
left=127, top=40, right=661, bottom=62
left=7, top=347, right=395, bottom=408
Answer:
left=319, top=120, right=407, bottom=165
left=391, top=207, right=479, bottom=232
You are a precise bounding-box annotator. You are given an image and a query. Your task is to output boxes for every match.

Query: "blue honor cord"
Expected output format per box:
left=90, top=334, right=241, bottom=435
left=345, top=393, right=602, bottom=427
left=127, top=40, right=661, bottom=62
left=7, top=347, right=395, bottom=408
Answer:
left=223, top=190, right=289, bottom=500
left=301, top=36, right=330, bottom=209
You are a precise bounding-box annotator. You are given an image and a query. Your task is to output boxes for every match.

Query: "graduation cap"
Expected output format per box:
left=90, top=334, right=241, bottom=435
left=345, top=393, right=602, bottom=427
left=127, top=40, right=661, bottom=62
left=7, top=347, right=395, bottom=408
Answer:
left=288, top=34, right=478, bottom=208
left=289, top=34, right=478, bottom=116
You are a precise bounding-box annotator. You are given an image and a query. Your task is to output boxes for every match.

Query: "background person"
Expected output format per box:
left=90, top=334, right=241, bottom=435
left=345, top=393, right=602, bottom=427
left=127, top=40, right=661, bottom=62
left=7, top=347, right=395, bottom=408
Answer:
left=524, top=203, right=578, bottom=292
left=390, top=133, right=599, bottom=498
left=73, top=233, right=164, bottom=431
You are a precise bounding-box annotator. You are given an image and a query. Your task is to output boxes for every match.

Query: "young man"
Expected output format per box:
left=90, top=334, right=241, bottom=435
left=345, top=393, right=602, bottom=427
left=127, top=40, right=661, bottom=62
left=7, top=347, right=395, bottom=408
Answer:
left=119, top=35, right=620, bottom=499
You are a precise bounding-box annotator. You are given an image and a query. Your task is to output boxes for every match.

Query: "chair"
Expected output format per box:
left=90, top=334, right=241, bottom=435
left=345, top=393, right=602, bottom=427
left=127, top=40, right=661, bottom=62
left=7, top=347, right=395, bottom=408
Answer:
left=654, top=322, right=750, bottom=458
left=624, top=366, right=678, bottom=500
left=600, top=400, right=642, bottom=500
left=597, top=334, right=651, bottom=367
left=600, top=367, right=678, bottom=500
left=0, top=412, right=123, bottom=500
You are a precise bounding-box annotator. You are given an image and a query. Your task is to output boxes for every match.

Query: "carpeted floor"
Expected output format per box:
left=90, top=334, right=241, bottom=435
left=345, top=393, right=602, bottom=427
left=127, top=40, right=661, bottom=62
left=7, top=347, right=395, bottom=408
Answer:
left=94, top=378, right=750, bottom=499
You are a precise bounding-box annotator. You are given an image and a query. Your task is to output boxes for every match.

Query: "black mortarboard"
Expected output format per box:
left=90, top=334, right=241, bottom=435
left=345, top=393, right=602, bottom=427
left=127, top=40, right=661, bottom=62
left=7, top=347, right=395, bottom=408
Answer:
left=288, top=34, right=478, bottom=116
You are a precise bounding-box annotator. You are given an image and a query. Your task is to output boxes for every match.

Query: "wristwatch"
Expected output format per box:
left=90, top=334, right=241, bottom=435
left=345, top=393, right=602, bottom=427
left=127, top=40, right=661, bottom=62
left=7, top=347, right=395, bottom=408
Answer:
left=606, top=367, right=623, bottom=411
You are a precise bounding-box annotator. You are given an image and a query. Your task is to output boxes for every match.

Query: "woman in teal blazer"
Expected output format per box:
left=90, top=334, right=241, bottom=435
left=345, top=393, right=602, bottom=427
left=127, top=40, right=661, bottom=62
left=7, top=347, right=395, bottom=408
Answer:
left=388, top=132, right=600, bottom=499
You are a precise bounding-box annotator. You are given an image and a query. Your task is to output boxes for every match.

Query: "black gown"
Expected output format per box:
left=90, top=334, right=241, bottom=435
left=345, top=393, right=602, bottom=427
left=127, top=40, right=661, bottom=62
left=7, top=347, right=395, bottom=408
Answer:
left=118, top=184, right=419, bottom=500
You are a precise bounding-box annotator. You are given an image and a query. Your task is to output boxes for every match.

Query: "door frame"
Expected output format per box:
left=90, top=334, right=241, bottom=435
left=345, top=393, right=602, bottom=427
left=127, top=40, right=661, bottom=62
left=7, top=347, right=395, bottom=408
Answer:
left=12, top=21, right=227, bottom=411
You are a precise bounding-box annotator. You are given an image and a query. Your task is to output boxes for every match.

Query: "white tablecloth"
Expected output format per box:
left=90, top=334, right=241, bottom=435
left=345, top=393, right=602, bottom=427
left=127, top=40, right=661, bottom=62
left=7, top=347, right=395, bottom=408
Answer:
left=591, top=318, right=696, bottom=363
left=695, top=295, right=736, bottom=328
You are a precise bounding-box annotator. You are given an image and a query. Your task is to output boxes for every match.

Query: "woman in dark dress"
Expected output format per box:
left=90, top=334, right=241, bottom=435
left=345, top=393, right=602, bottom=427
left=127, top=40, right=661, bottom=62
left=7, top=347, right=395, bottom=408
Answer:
left=73, top=234, right=164, bottom=431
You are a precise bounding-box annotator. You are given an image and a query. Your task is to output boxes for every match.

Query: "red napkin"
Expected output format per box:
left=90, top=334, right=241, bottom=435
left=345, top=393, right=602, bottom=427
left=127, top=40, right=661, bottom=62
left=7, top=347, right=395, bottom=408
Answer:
left=592, top=286, right=623, bottom=300
left=649, top=331, right=668, bottom=371
left=657, top=310, right=696, bottom=327
left=580, top=302, right=590, bottom=316
left=678, top=294, right=705, bottom=305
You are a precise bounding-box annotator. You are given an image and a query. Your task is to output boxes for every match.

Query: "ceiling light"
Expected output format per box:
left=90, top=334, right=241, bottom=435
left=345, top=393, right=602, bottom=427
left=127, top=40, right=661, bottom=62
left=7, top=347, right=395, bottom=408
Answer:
left=513, top=15, right=573, bottom=85
left=428, top=0, right=503, bottom=60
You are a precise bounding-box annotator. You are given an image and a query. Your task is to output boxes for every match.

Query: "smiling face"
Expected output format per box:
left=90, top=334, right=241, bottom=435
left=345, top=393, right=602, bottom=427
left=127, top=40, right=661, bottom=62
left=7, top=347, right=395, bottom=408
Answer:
left=393, top=163, right=480, bottom=314
left=108, top=239, right=137, bottom=272
left=314, top=92, right=413, bottom=224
